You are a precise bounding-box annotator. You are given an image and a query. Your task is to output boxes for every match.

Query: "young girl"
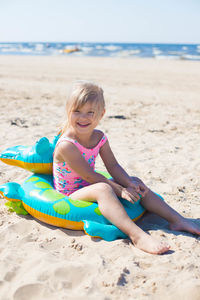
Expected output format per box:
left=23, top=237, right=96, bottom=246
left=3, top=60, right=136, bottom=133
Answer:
left=53, top=80, right=200, bottom=255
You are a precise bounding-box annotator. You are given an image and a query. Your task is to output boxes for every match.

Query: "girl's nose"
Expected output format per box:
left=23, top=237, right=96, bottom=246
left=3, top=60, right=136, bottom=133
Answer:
left=79, top=113, right=88, bottom=119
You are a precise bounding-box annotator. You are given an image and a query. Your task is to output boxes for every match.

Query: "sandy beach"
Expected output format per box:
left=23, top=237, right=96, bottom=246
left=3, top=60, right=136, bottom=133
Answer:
left=0, top=55, right=200, bottom=300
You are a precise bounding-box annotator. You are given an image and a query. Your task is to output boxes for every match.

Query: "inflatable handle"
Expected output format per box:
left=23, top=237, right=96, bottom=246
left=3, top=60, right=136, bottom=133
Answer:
left=35, top=137, right=50, bottom=155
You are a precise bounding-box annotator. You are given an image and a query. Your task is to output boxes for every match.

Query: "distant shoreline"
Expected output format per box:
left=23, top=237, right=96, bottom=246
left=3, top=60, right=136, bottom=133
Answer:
left=0, top=42, right=200, bottom=61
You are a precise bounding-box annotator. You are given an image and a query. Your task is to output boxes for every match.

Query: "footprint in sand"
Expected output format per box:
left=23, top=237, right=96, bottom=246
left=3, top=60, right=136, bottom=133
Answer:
left=51, top=263, right=93, bottom=290
left=8, top=220, right=35, bottom=236
left=13, top=283, right=54, bottom=300
left=4, top=267, right=18, bottom=281
left=39, top=237, right=64, bottom=251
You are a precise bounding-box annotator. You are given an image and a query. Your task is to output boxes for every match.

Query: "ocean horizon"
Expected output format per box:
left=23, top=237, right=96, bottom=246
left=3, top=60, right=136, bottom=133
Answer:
left=0, top=42, right=200, bottom=61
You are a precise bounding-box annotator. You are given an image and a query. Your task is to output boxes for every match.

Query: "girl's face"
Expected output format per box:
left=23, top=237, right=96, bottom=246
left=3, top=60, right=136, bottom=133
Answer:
left=69, top=101, right=105, bottom=135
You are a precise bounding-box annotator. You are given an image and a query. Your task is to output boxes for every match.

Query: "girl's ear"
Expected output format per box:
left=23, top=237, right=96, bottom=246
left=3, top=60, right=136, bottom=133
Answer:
left=101, top=108, right=106, bottom=119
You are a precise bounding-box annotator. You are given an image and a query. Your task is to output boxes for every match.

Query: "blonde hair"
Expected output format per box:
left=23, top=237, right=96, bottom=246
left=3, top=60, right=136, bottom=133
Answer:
left=60, top=81, right=105, bottom=135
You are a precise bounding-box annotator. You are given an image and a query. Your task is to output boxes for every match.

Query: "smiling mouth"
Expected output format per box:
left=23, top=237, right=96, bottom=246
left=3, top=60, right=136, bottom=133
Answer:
left=77, top=122, right=90, bottom=128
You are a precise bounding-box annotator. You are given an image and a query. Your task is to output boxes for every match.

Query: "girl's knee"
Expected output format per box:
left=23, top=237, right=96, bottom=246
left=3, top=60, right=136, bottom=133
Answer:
left=95, top=182, right=113, bottom=195
left=131, top=176, right=144, bottom=184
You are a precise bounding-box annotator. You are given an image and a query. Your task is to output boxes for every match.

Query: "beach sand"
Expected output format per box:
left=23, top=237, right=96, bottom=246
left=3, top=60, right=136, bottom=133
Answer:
left=0, top=56, right=200, bottom=300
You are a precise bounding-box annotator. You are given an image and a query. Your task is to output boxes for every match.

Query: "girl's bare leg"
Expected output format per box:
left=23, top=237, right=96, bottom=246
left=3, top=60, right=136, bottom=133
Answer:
left=139, top=188, right=200, bottom=235
left=70, top=183, right=170, bottom=254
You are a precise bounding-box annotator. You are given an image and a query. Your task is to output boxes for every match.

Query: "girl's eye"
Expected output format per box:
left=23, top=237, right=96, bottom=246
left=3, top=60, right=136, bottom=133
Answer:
left=88, top=112, right=94, bottom=115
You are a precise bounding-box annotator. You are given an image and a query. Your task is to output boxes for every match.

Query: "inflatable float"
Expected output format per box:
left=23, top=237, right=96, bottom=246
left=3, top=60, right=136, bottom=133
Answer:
left=0, top=135, right=147, bottom=241
left=62, top=47, right=80, bottom=54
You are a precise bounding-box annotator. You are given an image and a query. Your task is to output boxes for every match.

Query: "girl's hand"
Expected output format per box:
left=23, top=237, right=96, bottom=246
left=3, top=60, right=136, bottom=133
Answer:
left=129, top=178, right=149, bottom=198
left=121, top=187, right=140, bottom=203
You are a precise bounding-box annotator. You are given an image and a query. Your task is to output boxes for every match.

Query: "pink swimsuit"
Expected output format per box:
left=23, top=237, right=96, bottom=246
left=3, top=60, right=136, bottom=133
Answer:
left=53, top=134, right=107, bottom=196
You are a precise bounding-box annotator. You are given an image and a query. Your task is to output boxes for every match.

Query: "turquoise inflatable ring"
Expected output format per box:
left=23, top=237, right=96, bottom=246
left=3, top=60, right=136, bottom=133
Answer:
left=0, top=135, right=147, bottom=241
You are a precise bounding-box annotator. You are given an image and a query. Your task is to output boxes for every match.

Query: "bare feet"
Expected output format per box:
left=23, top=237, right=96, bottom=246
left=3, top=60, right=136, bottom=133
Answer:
left=169, top=217, right=200, bottom=235
left=131, top=231, right=170, bottom=255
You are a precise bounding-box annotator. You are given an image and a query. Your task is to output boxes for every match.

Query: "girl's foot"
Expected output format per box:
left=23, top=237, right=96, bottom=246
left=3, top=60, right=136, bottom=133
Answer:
left=169, top=217, right=200, bottom=235
left=131, top=232, right=170, bottom=255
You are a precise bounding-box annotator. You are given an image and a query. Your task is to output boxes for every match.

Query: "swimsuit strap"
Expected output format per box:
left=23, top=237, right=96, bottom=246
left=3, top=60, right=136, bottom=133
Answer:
left=55, top=136, right=77, bottom=147
left=56, top=134, right=107, bottom=150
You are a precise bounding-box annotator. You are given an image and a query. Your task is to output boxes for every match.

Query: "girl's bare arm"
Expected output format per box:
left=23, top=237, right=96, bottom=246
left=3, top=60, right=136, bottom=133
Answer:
left=56, top=141, right=139, bottom=202
left=99, top=140, right=133, bottom=187
left=100, top=140, right=148, bottom=197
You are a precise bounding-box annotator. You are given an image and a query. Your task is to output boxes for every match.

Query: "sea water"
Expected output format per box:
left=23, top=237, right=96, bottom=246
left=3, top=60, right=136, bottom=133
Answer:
left=0, top=42, right=200, bottom=61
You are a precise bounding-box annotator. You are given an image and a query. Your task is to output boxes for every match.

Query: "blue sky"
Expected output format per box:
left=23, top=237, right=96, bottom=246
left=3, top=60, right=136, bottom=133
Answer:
left=0, top=0, right=200, bottom=43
